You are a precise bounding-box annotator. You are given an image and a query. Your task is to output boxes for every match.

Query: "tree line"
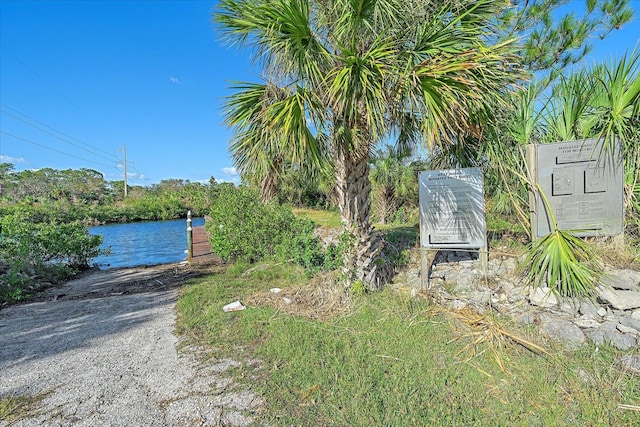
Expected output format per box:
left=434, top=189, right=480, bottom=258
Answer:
left=0, top=164, right=223, bottom=223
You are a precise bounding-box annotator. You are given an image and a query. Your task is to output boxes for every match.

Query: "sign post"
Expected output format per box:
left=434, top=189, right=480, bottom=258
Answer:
left=418, top=167, right=487, bottom=291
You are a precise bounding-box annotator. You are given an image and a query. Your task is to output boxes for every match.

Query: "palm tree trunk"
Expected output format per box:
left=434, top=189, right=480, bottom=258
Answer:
left=334, top=147, right=393, bottom=291
left=259, top=157, right=282, bottom=203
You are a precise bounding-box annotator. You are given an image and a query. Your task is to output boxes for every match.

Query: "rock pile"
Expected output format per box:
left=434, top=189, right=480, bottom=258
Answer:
left=396, top=250, right=640, bottom=351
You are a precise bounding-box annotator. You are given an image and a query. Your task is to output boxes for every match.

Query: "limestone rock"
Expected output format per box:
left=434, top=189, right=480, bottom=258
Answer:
left=605, top=331, right=637, bottom=351
left=619, top=354, right=640, bottom=374
left=617, top=323, right=639, bottom=336
left=597, top=288, right=640, bottom=310
left=529, top=287, right=558, bottom=308
left=599, top=320, right=619, bottom=332
left=574, top=316, right=601, bottom=329
left=602, top=269, right=640, bottom=291
left=584, top=329, right=606, bottom=346
left=579, top=301, right=600, bottom=318
left=619, top=317, right=640, bottom=334
left=540, top=319, right=586, bottom=349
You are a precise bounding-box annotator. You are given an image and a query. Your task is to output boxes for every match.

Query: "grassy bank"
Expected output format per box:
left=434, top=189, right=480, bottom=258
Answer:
left=176, top=262, right=640, bottom=426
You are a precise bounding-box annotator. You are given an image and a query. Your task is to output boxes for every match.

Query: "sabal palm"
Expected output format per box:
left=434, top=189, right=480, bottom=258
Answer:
left=216, top=0, right=519, bottom=289
left=370, top=145, right=416, bottom=224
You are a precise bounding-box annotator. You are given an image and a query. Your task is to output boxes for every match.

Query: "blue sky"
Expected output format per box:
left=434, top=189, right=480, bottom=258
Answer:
left=1, top=0, right=639, bottom=186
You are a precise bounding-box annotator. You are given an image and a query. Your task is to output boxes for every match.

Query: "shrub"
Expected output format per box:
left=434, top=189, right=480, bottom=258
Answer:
left=206, top=186, right=340, bottom=274
left=0, top=211, right=105, bottom=303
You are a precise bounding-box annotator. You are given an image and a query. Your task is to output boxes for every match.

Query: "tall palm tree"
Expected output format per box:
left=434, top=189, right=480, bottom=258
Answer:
left=216, top=0, right=519, bottom=290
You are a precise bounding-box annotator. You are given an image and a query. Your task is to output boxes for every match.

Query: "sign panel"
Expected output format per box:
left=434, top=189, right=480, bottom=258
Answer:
left=528, top=137, right=623, bottom=238
left=419, top=167, right=486, bottom=249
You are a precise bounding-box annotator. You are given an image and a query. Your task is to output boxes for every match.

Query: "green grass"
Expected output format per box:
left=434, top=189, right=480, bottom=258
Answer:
left=177, top=261, right=640, bottom=426
left=293, top=208, right=342, bottom=228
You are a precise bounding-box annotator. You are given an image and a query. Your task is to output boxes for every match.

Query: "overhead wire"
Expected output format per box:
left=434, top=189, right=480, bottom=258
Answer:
left=0, top=45, right=129, bottom=173
left=0, top=103, right=119, bottom=163
left=0, top=131, right=118, bottom=169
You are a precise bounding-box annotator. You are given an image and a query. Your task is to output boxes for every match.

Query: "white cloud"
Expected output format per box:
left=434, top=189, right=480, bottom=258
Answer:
left=169, top=76, right=181, bottom=84
left=0, top=155, right=26, bottom=164
left=223, top=166, right=239, bottom=175
left=128, top=172, right=147, bottom=181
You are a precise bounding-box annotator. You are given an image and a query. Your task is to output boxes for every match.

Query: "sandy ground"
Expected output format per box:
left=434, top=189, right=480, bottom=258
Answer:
left=0, top=263, right=265, bottom=427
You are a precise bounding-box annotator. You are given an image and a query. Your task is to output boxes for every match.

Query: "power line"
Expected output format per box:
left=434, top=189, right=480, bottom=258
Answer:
left=0, top=103, right=118, bottom=162
left=0, top=44, right=102, bottom=127
left=0, top=44, right=126, bottom=157
left=0, top=131, right=118, bottom=169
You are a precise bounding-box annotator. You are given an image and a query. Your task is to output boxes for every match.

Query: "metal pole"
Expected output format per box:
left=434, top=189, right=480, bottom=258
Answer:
left=123, top=144, right=128, bottom=198
left=187, top=210, right=193, bottom=262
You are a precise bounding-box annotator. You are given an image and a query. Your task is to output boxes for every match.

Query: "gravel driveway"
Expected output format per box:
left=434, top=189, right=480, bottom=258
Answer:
left=0, top=264, right=264, bottom=426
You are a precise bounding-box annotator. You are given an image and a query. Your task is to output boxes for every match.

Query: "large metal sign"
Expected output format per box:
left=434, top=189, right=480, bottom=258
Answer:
left=526, top=138, right=623, bottom=238
left=419, top=167, right=486, bottom=249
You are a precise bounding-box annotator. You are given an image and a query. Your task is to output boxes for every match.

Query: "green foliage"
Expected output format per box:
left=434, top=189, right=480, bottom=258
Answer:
left=0, top=164, right=217, bottom=224
left=497, top=0, right=634, bottom=86
left=0, top=209, right=105, bottom=304
left=370, top=146, right=423, bottom=224
left=522, top=186, right=603, bottom=299
left=278, top=221, right=342, bottom=275
left=523, top=228, right=603, bottom=298
left=207, top=186, right=340, bottom=274
left=218, top=0, right=521, bottom=288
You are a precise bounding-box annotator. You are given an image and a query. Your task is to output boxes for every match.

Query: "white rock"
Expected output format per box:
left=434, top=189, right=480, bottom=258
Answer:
left=529, top=287, right=558, bottom=308
left=619, top=317, right=640, bottom=333
left=579, top=301, right=600, bottom=318
left=598, top=288, right=640, bottom=310
left=602, top=269, right=640, bottom=290
left=269, top=288, right=282, bottom=293
left=597, top=307, right=607, bottom=317
left=540, top=319, right=586, bottom=349
left=283, top=297, right=292, bottom=305
left=606, top=332, right=637, bottom=351
left=574, top=317, right=601, bottom=328
left=617, top=324, right=640, bottom=336
left=631, top=310, right=640, bottom=320
left=223, top=300, right=246, bottom=312
left=450, top=299, right=467, bottom=310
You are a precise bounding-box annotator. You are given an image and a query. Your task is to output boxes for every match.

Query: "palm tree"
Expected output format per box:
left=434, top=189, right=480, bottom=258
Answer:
left=216, top=0, right=519, bottom=290
left=370, top=145, right=417, bottom=224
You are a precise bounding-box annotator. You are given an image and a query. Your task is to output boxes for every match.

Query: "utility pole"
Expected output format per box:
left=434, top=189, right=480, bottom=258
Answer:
left=123, top=144, right=128, bottom=198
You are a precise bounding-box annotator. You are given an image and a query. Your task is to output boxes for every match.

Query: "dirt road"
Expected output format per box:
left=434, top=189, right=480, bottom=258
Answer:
left=0, top=263, right=264, bottom=426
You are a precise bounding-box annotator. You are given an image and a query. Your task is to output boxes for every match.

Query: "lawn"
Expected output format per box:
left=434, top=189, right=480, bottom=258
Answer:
left=176, top=261, right=640, bottom=426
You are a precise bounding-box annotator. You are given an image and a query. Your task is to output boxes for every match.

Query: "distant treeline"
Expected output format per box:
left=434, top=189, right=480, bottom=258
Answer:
left=0, top=163, right=225, bottom=223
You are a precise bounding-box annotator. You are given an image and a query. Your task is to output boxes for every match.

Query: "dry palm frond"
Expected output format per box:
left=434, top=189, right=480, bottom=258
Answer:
left=446, top=307, right=548, bottom=374
left=617, top=404, right=640, bottom=412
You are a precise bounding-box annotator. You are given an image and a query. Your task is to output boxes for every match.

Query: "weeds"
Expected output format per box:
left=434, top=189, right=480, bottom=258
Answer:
left=0, top=392, right=49, bottom=423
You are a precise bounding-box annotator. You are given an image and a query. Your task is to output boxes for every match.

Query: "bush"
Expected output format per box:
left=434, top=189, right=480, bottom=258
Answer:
left=0, top=211, right=105, bottom=303
left=206, top=186, right=340, bottom=274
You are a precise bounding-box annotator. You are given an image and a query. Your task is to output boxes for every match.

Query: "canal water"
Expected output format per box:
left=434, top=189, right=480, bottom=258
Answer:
left=89, top=217, right=205, bottom=269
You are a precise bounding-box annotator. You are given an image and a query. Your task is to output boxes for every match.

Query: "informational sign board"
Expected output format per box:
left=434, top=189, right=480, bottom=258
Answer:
left=419, top=167, right=486, bottom=249
left=526, top=138, right=623, bottom=238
